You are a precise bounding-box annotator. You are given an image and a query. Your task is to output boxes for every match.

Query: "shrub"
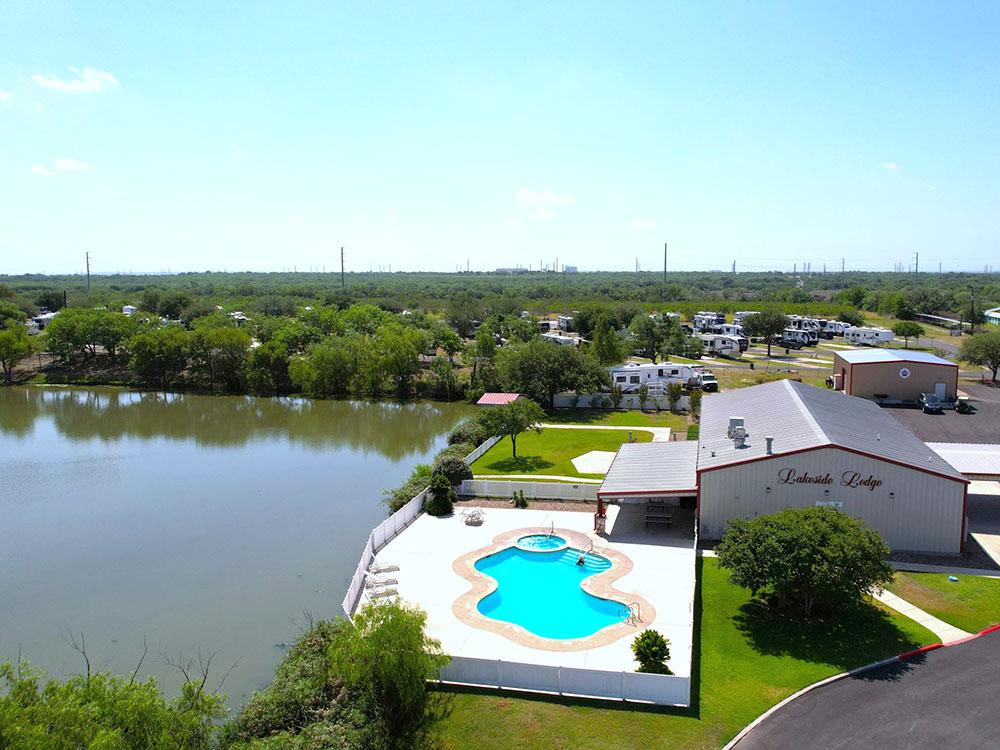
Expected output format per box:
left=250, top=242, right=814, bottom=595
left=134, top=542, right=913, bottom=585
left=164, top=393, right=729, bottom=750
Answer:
left=436, top=442, right=474, bottom=462
left=632, top=629, right=672, bottom=674
left=512, top=490, right=528, bottom=509
left=431, top=455, right=473, bottom=485
left=716, top=507, right=893, bottom=616
left=424, top=473, right=455, bottom=516
left=688, top=388, right=702, bottom=419
left=383, top=465, right=432, bottom=512
left=447, top=418, right=489, bottom=447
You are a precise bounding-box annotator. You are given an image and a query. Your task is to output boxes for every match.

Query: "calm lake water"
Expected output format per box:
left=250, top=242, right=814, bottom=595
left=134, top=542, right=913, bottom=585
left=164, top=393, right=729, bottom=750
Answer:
left=0, top=386, right=471, bottom=706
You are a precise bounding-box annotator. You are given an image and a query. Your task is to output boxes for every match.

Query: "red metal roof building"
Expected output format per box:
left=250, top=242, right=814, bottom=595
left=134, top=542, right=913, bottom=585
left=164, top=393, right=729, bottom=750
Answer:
left=476, top=392, right=523, bottom=406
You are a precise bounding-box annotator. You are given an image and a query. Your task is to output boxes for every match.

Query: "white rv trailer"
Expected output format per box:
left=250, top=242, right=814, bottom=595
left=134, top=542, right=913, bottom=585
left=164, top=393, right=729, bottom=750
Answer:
left=609, top=362, right=706, bottom=392
left=778, top=328, right=813, bottom=349
left=709, top=323, right=749, bottom=351
left=733, top=311, right=761, bottom=324
left=820, top=320, right=851, bottom=336
left=693, top=311, right=725, bottom=331
left=696, top=334, right=742, bottom=358
left=843, top=326, right=894, bottom=346
left=785, top=316, right=819, bottom=345
left=556, top=315, right=574, bottom=332
left=541, top=332, right=578, bottom=347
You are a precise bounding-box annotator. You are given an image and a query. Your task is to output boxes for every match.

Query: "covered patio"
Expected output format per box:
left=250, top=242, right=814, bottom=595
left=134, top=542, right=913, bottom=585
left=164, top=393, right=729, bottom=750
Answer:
left=596, top=441, right=699, bottom=540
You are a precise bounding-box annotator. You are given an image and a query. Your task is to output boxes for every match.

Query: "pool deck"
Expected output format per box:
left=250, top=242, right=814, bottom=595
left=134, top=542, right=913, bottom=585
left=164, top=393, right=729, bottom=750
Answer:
left=367, top=505, right=696, bottom=678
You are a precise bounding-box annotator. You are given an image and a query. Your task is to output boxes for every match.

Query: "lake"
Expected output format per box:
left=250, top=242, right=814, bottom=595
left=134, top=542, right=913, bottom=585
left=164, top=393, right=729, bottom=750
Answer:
left=0, top=386, right=471, bottom=705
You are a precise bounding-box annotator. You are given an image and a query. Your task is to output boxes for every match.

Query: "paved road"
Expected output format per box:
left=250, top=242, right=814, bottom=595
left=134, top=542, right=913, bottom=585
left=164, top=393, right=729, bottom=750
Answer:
left=737, top=630, right=1000, bottom=750
left=887, top=381, right=1000, bottom=443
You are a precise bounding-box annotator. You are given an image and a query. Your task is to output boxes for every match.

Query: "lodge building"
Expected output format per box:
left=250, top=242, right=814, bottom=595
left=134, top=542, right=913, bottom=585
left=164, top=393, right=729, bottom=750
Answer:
left=599, top=379, right=969, bottom=554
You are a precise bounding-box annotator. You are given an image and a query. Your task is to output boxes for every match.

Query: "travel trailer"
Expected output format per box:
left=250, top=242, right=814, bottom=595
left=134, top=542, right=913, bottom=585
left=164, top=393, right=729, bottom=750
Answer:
left=609, top=362, right=708, bottom=392
left=707, top=323, right=749, bottom=351
left=541, top=332, right=578, bottom=347
left=843, top=326, right=894, bottom=346
left=733, top=311, right=761, bottom=324
left=778, top=328, right=813, bottom=349
left=785, top=316, right=821, bottom=344
left=693, top=311, right=725, bottom=331
left=696, top=334, right=742, bottom=358
left=818, top=319, right=851, bottom=337
left=557, top=315, right=574, bottom=332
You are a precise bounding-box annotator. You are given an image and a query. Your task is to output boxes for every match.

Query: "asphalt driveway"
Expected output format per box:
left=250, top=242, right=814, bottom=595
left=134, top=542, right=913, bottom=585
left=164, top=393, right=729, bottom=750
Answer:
left=736, top=630, right=1000, bottom=749
left=887, top=380, right=1000, bottom=443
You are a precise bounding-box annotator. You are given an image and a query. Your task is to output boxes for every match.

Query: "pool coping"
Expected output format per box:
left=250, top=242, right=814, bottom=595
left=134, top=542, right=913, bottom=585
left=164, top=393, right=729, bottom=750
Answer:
left=451, top=526, right=657, bottom=652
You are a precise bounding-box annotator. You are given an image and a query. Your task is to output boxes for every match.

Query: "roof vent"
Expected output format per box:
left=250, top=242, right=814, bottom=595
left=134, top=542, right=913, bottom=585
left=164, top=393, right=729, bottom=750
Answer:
left=727, top=416, right=745, bottom=439
left=765, top=436, right=774, bottom=455
left=733, top=425, right=748, bottom=449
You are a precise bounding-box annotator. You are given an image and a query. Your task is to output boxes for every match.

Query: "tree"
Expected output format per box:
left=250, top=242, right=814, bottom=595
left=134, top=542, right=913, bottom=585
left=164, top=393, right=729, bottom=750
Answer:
left=632, top=630, right=672, bottom=674
left=44, top=308, right=98, bottom=362
left=637, top=383, right=649, bottom=411
left=129, top=326, right=191, bottom=389
left=0, top=300, right=25, bottom=325
left=429, top=356, right=461, bottom=399
left=610, top=384, right=624, bottom=409
left=434, top=324, right=463, bottom=362
left=327, top=602, right=449, bottom=744
left=688, top=388, right=702, bottom=419
left=628, top=315, right=662, bottom=363
left=377, top=325, right=427, bottom=397
left=35, top=289, right=65, bottom=311
left=157, top=291, right=192, bottom=320
left=431, top=454, right=472, bottom=485
left=742, top=310, right=788, bottom=358
left=0, top=657, right=224, bottom=750
left=666, top=381, right=683, bottom=412
left=591, top=313, right=626, bottom=365
left=716, top=507, right=893, bottom=616
left=960, top=331, right=1000, bottom=382
left=290, top=336, right=360, bottom=396
left=246, top=340, right=291, bottom=395
left=838, top=310, right=865, bottom=328
left=477, top=398, right=545, bottom=458
left=446, top=295, right=482, bottom=338
left=0, top=321, right=41, bottom=384
left=891, top=321, right=924, bottom=348
left=496, top=339, right=607, bottom=408
left=424, top=472, right=456, bottom=516
left=190, top=326, right=251, bottom=392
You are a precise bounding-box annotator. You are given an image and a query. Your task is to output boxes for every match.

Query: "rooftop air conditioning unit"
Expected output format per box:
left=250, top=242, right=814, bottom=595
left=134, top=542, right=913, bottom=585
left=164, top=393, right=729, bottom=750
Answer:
left=727, top=416, right=745, bottom=439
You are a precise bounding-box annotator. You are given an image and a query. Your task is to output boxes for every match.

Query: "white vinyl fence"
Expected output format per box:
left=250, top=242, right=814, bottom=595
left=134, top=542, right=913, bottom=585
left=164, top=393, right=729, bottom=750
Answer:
left=341, top=437, right=500, bottom=618
left=552, top=392, right=690, bottom=411
left=440, top=657, right=691, bottom=707
left=459, top=478, right=599, bottom=502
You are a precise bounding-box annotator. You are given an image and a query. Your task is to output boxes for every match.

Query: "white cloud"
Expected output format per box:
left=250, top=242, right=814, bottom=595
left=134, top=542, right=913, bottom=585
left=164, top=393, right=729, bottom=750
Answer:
left=879, top=162, right=901, bottom=171
left=514, top=187, right=574, bottom=221
left=30, top=164, right=53, bottom=177
left=0, top=90, right=11, bottom=104
left=53, top=158, right=93, bottom=172
left=31, top=66, right=120, bottom=93
left=631, top=218, right=656, bottom=230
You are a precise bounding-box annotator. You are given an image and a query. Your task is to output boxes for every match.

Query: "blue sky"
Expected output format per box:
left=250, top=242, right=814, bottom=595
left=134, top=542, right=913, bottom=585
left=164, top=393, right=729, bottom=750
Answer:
left=1, top=1, right=998, bottom=275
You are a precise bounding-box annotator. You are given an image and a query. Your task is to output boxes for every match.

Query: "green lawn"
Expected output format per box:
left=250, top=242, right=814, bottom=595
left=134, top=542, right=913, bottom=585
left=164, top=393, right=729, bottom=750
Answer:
left=433, top=559, right=936, bottom=750
left=544, top=409, right=688, bottom=430
left=470, top=427, right=653, bottom=479
left=887, top=571, right=1000, bottom=633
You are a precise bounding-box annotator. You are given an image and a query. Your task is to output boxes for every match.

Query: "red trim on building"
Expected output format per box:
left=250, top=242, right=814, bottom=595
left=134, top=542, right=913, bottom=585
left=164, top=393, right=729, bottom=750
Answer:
left=597, top=487, right=698, bottom=498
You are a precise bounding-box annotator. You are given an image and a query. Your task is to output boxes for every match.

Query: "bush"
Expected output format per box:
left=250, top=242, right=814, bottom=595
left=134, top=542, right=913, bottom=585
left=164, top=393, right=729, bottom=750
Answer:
left=512, top=490, right=528, bottom=509
left=717, top=507, right=893, bottom=617
left=424, top=473, right=455, bottom=516
left=632, top=629, right=672, bottom=674
left=431, top=455, right=473, bottom=485
left=383, top=465, right=432, bottom=512
left=436, top=442, right=474, bottom=462
left=447, top=418, right=489, bottom=447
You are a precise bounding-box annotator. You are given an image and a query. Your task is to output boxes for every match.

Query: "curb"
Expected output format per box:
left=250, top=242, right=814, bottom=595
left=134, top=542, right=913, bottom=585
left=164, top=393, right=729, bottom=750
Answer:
left=725, top=622, right=1000, bottom=749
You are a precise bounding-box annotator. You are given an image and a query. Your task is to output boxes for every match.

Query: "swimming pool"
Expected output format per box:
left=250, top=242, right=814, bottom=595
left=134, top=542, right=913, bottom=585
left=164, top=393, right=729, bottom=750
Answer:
left=474, top=546, right=630, bottom=639
left=515, top=533, right=567, bottom=551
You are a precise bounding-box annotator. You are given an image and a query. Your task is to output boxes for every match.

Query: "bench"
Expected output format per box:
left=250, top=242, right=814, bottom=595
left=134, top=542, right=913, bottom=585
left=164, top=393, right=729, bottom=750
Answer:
left=644, top=509, right=673, bottom=529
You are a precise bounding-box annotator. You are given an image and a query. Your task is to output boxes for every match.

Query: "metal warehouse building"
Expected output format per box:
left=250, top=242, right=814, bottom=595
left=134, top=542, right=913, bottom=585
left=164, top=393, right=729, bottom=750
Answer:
left=599, top=379, right=969, bottom=554
left=831, top=349, right=958, bottom=404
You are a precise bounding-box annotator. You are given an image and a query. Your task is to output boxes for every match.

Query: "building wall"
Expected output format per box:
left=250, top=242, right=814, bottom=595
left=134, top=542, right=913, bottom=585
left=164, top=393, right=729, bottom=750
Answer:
left=834, top=356, right=958, bottom=401
left=698, top=447, right=965, bottom=554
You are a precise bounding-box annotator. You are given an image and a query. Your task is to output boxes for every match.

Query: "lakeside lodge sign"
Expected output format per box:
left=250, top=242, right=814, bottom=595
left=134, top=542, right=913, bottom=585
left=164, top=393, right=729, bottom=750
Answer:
left=777, top=467, right=883, bottom=492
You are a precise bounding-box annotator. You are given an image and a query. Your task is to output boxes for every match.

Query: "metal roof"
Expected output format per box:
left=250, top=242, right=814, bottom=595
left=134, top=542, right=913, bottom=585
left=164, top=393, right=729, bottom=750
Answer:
left=598, top=441, right=698, bottom=497
left=698, top=379, right=966, bottom=481
left=834, top=349, right=957, bottom=366
left=476, top=392, right=522, bottom=406
left=925, top=443, right=1000, bottom=480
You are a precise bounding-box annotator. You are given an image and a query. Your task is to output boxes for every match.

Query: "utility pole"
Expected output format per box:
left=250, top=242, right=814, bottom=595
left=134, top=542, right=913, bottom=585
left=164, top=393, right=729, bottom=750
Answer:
left=85, top=251, right=91, bottom=293
left=841, top=258, right=846, bottom=289
left=969, top=284, right=976, bottom=335
left=340, top=247, right=345, bottom=288
left=913, top=251, right=919, bottom=284
left=732, top=259, right=736, bottom=275
left=663, top=242, right=667, bottom=287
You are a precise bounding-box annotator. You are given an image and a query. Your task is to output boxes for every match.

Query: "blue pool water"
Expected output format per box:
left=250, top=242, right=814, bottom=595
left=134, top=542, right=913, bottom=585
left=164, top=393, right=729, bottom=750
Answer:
left=475, top=547, right=630, bottom=639
left=516, top=534, right=566, bottom=551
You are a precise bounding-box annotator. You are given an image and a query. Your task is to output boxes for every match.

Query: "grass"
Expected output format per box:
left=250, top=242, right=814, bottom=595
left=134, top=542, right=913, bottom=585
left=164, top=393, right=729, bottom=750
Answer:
left=886, top=571, right=1000, bottom=633
left=470, top=427, right=653, bottom=479
left=544, top=409, right=688, bottom=430
left=433, top=559, right=936, bottom=750
left=686, top=424, right=700, bottom=440
left=711, top=368, right=829, bottom=391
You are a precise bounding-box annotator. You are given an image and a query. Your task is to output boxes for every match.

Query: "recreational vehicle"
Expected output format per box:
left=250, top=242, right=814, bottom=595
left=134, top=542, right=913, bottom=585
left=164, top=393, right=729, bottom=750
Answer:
left=733, top=311, right=761, bottom=324
left=697, top=334, right=742, bottom=358
left=708, top=323, right=749, bottom=351
left=843, top=327, right=894, bottom=346
left=819, top=320, right=851, bottom=337
left=609, top=362, right=707, bottom=392
left=778, top=328, right=813, bottom=349
left=693, top=311, right=725, bottom=331
left=542, top=332, right=578, bottom=347
left=556, top=315, right=574, bottom=332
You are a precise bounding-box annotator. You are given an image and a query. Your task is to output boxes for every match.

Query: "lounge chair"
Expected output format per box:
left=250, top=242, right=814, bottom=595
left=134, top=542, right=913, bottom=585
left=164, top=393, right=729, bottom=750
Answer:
left=364, top=572, right=398, bottom=589
left=461, top=508, right=484, bottom=526
left=369, top=562, right=399, bottom=574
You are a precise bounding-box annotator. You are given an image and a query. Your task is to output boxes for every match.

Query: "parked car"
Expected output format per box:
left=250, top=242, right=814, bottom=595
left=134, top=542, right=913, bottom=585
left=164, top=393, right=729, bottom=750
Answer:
left=919, top=393, right=944, bottom=414
left=699, top=372, right=719, bottom=392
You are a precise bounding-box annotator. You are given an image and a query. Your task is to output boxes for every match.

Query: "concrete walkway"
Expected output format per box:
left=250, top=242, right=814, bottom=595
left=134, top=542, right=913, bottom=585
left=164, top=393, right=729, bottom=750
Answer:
left=474, top=474, right=603, bottom=484
left=539, top=423, right=672, bottom=442
left=873, top=589, right=971, bottom=644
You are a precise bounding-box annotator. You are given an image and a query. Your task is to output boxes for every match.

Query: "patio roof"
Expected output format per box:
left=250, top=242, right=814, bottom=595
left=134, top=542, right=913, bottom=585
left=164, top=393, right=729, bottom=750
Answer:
left=925, top=443, right=1000, bottom=480
left=476, top=392, right=522, bottom=406
left=599, top=441, right=699, bottom=497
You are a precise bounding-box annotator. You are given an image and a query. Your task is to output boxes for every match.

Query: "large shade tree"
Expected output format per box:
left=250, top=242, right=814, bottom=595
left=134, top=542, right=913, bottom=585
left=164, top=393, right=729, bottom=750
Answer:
left=477, top=398, right=545, bottom=458
left=716, top=507, right=893, bottom=616
left=960, top=330, right=1000, bottom=382
left=742, top=310, right=788, bottom=357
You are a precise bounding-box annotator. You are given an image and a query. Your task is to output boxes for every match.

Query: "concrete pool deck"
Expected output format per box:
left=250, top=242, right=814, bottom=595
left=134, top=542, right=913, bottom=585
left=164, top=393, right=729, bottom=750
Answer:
left=367, top=505, right=696, bottom=677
